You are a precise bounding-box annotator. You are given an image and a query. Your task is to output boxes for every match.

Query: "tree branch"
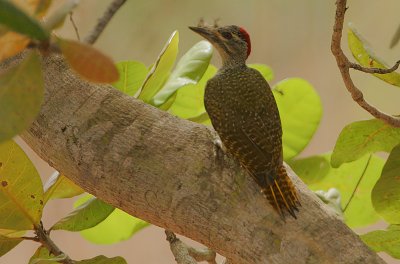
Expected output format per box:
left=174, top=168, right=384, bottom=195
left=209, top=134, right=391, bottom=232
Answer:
left=1, top=52, right=384, bottom=263
left=84, top=0, right=127, bottom=44
left=35, top=223, right=74, bottom=264
left=331, top=0, right=400, bottom=127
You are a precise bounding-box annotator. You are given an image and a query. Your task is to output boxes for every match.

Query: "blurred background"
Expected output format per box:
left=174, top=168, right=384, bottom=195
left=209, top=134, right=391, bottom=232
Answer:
left=3, top=0, right=400, bottom=263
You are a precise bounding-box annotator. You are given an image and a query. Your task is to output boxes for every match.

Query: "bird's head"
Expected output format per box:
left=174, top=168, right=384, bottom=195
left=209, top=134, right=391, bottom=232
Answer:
left=189, top=24, right=251, bottom=66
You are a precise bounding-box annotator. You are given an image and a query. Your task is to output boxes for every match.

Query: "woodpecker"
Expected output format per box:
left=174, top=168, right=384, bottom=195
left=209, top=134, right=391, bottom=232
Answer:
left=189, top=24, right=300, bottom=219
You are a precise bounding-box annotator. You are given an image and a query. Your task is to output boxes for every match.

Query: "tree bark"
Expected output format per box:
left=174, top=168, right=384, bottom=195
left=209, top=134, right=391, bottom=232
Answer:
left=1, top=52, right=384, bottom=264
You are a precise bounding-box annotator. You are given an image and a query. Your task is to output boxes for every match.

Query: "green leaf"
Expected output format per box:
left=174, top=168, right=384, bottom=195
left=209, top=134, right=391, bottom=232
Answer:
left=0, top=229, right=25, bottom=236
left=288, top=155, right=331, bottom=184
left=0, top=140, right=44, bottom=230
left=151, top=40, right=213, bottom=106
left=57, top=37, right=119, bottom=83
left=248, top=64, right=274, bottom=81
left=80, top=208, right=149, bottom=245
left=0, top=50, right=44, bottom=142
left=187, top=112, right=210, bottom=124
left=331, top=119, right=400, bottom=168
left=29, top=246, right=63, bottom=264
left=0, top=25, right=8, bottom=37
left=51, top=197, right=114, bottom=231
left=0, top=1, right=49, bottom=40
left=372, top=144, right=400, bottom=224
left=291, top=153, right=384, bottom=227
left=158, top=92, right=177, bottom=111
left=43, top=172, right=84, bottom=204
left=112, top=61, right=148, bottom=97
left=0, top=235, right=23, bottom=258
left=348, top=24, right=400, bottom=87
left=169, top=64, right=217, bottom=120
left=361, top=226, right=400, bottom=259
left=138, top=31, right=179, bottom=103
left=76, top=255, right=127, bottom=264
left=75, top=195, right=148, bottom=244
left=273, top=78, right=322, bottom=160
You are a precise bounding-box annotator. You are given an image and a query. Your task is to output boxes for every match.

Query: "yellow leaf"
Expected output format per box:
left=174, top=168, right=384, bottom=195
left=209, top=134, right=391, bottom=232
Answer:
left=12, top=0, right=53, bottom=18
left=33, top=0, right=52, bottom=17
left=57, top=37, right=119, bottom=83
left=43, top=172, right=84, bottom=204
left=0, top=234, right=23, bottom=257
left=348, top=24, right=400, bottom=87
left=0, top=140, right=44, bottom=230
left=138, top=31, right=179, bottom=102
left=0, top=32, right=30, bottom=61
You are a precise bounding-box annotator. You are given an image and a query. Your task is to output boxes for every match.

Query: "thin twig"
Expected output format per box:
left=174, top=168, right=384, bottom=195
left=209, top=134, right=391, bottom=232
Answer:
left=84, top=0, right=127, bottom=44
left=331, top=0, right=400, bottom=127
left=35, top=223, right=74, bottom=264
left=165, top=230, right=218, bottom=264
left=21, top=236, right=39, bottom=242
left=343, top=155, right=372, bottom=212
left=350, top=60, right=400, bottom=74
left=69, top=12, right=80, bottom=41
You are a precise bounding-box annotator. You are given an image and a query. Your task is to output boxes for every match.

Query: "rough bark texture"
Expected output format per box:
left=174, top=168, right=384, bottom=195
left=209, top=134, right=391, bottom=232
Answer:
left=1, top=52, right=384, bottom=264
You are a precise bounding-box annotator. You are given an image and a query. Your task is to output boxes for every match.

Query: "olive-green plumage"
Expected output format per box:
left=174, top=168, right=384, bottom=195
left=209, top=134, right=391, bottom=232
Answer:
left=190, top=24, right=300, bottom=219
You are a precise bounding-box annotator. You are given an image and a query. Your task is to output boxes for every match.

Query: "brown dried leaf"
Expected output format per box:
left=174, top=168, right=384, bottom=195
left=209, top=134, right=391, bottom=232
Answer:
left=57, top=37, right=119, bottom=83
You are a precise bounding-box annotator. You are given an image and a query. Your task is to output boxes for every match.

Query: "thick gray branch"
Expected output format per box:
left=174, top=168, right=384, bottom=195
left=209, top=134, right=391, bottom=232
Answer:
left=1, top=53, right=384, bottom=264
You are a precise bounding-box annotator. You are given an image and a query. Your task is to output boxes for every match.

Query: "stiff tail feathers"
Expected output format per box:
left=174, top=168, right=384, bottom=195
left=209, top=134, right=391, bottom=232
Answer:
left=261, top=166, right=300, bottom=220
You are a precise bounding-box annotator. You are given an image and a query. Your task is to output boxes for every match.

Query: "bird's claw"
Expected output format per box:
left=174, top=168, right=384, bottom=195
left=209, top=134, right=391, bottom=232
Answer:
left=213, top=137, right=226, bottom=152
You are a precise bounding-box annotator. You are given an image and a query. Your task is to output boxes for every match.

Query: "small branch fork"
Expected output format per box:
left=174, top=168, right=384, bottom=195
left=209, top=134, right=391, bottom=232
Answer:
left=166, top=230, right=230, bottom=264
left=331, top=0, right=400, bottom=127
left=22, top=223, right=74, bottom=264
left=84, top=0, right=127, bottom=44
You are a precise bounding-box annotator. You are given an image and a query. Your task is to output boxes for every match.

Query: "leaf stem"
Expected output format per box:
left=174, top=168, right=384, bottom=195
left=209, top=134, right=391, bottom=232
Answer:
left=343, top=155, right=372, bottom=212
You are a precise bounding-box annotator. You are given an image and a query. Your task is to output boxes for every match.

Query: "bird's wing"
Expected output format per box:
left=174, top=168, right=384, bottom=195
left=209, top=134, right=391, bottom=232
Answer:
left=238, top=110, right=282, bottom=184
left=239, top=111, right=299, bottom=218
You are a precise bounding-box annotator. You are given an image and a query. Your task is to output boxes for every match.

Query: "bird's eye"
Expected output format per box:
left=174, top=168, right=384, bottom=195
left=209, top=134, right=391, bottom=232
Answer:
left=221, top=31, right=232, bottom=40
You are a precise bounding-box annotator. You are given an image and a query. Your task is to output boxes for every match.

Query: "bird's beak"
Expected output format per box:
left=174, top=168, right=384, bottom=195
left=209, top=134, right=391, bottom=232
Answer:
left=189, top=26, right=216, bottom=42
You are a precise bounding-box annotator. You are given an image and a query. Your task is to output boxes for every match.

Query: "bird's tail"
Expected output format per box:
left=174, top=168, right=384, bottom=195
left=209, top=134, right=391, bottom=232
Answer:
left=261, top=165, right=300, bottom=220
